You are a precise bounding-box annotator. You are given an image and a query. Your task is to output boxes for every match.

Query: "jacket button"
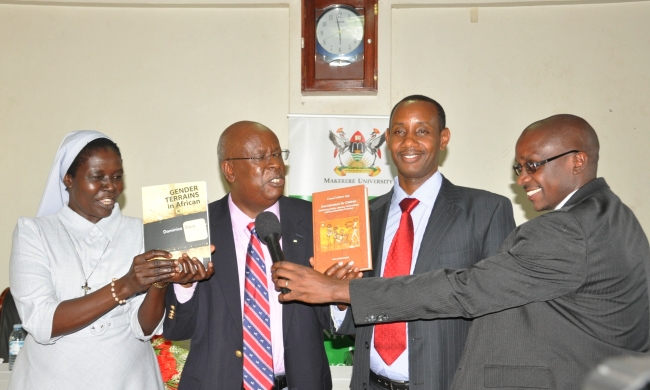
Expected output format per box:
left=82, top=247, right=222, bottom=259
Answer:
left=365, top=342, right=369, bottom=349
left=235, top=350, right=243, bottom=358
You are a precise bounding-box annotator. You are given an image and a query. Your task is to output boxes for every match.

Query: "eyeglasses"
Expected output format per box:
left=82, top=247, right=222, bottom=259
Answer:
left=513, top=150, right=579, bottom=176
left=224, top=150, right=290, bottom=164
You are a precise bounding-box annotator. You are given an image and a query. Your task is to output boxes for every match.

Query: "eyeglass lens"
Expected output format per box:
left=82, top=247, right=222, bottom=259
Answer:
left=512, top=150, right=578, bottom=176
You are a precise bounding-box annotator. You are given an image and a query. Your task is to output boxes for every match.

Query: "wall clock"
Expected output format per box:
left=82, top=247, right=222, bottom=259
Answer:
left=302, top=0, right=378, bottom=93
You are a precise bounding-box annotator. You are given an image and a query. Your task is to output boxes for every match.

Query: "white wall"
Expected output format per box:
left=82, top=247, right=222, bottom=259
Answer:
left=0, top=3, right=291, bottom=288
left=1, top=0, right=649, bottom=291
left=389, top=2, right=650, bottom=222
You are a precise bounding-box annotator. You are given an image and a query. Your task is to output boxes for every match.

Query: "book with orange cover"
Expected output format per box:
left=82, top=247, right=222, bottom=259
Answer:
left=312, top=184, right=372, bottom=273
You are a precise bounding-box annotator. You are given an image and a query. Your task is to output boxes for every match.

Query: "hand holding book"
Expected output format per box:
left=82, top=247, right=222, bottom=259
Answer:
left=311, top=258, right=363, bottom=310
left=155, top=244, right=215, bottom=288
left=166, top=252, right=215, bottom=286
left=271, top=260, right=354, bottom=305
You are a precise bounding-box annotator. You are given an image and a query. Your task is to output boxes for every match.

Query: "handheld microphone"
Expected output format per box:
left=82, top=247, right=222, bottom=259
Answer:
left=255, top=211, right=290, bottom=294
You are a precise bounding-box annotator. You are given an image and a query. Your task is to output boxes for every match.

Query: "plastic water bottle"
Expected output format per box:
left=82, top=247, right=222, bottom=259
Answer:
left=8, top=324, right=26, bottom=371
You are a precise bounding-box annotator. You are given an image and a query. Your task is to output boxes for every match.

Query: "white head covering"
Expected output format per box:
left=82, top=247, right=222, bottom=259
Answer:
left=36, top=130, right=113, bottom=217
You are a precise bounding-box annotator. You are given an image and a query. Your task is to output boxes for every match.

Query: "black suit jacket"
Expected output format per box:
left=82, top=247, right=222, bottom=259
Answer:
left=164, top=195, right=332, bottom=390
left=339, top=176, right=516, bottom=390
left=0, top=290, right=19, bottom=361
left=350, top=178, right=650, bottom=389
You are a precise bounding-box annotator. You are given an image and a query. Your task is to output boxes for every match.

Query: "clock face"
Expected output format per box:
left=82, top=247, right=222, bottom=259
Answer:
left=315, top=5, right=364, bottom=61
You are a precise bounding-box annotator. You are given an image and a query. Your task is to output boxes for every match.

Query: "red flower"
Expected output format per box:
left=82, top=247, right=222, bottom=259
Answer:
left=151, top=335, right=187, bottom=389
left=156, top=348, right=178, bottom=382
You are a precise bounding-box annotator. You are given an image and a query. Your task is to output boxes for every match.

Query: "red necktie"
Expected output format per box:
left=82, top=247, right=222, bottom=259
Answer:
left=242, top=223, right=274, bottom=390
left=374, top=198, right=420, bottom=366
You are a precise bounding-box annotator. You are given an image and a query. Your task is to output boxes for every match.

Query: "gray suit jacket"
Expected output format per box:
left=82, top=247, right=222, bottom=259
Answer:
left=349, top=178, right=650, bottom=389
left=340, top=177, right=515, bottom=390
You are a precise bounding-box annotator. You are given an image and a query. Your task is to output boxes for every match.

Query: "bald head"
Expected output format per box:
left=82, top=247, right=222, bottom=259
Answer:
left=522, top=114, right=599, bottom=175
left=217, top=121, right=275, bottom=164
left=217, top=120, right=286, bottom=218
left=515, top=114, right=599, bottom=211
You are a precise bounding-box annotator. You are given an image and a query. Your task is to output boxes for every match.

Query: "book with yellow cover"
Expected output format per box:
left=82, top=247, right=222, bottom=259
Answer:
left=312, top=184, right=372, bottom=273
left=142, top=181, right=211, bottom=268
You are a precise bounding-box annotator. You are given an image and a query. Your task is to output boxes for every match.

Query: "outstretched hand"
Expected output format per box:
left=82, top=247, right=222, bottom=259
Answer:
left=164, top=253, right=214, bottom=285
left=318, top=259, right=363, bottom=281
left=317, top=259, right=363, bottom=309
left=271, top=260, right=352, bottom=305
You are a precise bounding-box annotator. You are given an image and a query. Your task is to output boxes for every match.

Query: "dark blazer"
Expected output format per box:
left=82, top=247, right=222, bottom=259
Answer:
left=164, top=195, right=332, bottom=390
left=339, top=176, right=516, bottom=390
left=349, top=178, right=650, bottom=389
left=0, top=289, right=19, bottom=361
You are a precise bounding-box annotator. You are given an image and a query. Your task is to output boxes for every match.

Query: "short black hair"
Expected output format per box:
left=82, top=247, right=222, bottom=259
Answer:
left=66, top=138, right=122, bottom=178
left=389, top=94, right=446, bottom=131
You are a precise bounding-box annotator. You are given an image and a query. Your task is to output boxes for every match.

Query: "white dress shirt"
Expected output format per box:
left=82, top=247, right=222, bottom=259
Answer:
left=332, top=172, right=443, bottom=380
left=369, top=171, right=443, bottom=380
left=555, top=190, right=578, bottom=210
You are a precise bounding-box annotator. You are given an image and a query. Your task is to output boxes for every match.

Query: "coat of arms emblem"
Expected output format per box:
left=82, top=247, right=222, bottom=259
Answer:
left=328, top=128, right=385, bottom=176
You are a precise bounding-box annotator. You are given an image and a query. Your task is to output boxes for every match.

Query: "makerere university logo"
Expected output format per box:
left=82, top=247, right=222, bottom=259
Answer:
left=328, top=128, right=385, bottom=176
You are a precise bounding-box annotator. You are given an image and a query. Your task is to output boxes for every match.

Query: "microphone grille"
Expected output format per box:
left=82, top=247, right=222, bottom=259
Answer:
left=255, top=211, right=282, bottom=241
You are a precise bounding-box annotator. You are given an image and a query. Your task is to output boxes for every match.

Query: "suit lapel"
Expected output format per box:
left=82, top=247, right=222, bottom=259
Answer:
left=210, top=196, right=243, bottom=337
left=413, top=177, right=462, bottom=274
left=279, top=197, right=309, bottom=336
left=563, top=178, right=608, bottom=208
left=369, top=192, right=391, bottom=278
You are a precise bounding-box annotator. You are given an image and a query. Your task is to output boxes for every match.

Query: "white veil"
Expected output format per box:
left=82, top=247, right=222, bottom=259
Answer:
left=36, top=130, right=112, bottom=217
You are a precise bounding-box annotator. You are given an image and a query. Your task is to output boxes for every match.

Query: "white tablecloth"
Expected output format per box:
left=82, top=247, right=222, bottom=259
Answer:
left=331, top=365, right=352, bottom=390
left=0, top=363, right=10, bottom=390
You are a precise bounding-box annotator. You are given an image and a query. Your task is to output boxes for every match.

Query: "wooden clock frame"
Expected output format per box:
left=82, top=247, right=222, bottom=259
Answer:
left=302, top=0, right=378, bottom=93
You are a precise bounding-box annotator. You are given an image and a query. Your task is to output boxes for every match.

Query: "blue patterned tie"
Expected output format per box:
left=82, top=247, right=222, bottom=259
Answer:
left=242, top=223, right=274, bottom=390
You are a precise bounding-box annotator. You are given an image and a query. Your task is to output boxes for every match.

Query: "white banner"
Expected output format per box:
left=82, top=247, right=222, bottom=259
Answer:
left=288, top=114, right=394, bottom=198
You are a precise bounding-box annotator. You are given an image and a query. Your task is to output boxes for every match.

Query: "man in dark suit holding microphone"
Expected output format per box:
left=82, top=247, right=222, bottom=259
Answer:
left=164, top=121, right=332, bottom=390
left=273, top=114, right=650, bottom=389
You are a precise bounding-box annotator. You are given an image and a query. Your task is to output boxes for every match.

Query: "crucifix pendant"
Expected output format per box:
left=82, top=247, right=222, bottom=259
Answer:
left=82, top=282, right=91, bottom=295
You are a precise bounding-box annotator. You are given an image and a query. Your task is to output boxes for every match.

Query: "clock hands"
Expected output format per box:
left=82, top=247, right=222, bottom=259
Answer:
left=336, top=13, right=342, bottom=45
left=316, top=6, right=363, bottom=59
left=322, top=32, right=340, bottom=43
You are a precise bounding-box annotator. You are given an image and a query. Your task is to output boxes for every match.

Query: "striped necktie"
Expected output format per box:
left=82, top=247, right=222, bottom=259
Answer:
left=242, top=222, right=274, bottom=390
left=374, top=198, right=420, bottom=366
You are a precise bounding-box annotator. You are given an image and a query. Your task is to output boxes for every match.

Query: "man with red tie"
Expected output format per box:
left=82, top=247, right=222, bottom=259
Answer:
left=274, top=112, right=650, bottom=390
left=163, top=121, right=332, bottom=389
left=281, top=95, right=516, bottom=390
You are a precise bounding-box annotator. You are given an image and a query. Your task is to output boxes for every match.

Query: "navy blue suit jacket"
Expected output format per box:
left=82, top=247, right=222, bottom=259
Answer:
left=164, top=195, right=332, bottom=390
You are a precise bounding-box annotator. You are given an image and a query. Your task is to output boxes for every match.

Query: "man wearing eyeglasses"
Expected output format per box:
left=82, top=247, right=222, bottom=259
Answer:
left=273, top=114, right=650, bottom=389
left=164, top=121, right=332, bottom=390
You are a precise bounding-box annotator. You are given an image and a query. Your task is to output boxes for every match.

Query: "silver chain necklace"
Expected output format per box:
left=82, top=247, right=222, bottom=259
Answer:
left=60, top=221, right=111, bottom=295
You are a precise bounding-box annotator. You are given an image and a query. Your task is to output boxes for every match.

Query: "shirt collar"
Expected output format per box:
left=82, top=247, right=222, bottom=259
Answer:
left=58, top=203, right=122, bottom=242
left=392, top=170, right=443, bottom=207
left=555, top=190, right=578, bottom=210
left=228, top=194, right=281, bottom=236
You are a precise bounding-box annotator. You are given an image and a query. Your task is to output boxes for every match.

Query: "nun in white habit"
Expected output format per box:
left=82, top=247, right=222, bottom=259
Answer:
left=8, top=131, right=208, bottom=389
